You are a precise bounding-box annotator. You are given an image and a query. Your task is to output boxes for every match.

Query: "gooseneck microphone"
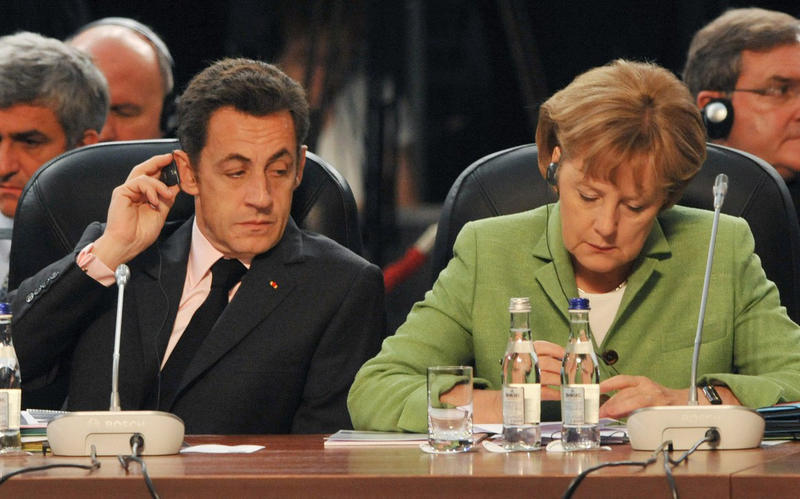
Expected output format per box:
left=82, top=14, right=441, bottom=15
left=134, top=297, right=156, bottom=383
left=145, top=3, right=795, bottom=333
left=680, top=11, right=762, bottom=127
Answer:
left=688, top=174, right=728, bottom=405
left=47, top=264, right=184, bottom=456
left=627, top=174, right=764, bottom=450
left=110, top=264, right=130, bottom=412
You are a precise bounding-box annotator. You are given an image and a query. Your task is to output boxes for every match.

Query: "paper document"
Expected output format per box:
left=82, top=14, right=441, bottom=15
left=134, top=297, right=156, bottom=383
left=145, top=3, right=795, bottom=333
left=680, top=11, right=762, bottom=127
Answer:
left=324, top=430, right=428, bottom=448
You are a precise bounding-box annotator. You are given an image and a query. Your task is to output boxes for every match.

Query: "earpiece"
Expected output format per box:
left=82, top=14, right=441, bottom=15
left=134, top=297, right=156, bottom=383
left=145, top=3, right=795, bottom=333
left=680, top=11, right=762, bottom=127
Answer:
left=546, top=161, right=559, bottom=186
left=702, top=98, right=734, bottom=140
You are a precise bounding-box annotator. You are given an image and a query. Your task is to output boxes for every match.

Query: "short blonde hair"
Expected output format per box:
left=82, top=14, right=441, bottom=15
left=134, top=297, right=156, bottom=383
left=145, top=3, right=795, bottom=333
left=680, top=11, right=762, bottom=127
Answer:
left=536, top=59, right=706, bottom=207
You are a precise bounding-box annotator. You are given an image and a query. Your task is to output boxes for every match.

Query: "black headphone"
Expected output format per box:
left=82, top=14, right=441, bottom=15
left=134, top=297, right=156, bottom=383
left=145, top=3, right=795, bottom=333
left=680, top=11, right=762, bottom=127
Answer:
left=546, top=161, right=559, bottom=187
left=70, top=17, right=177, bottom=136
left=701, top=98, right=734, bottom=140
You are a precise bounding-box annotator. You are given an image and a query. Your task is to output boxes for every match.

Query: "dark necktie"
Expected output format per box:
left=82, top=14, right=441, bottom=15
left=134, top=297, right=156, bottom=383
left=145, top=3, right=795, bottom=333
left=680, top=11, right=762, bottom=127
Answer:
left=158, top=257, right=247, bottom=410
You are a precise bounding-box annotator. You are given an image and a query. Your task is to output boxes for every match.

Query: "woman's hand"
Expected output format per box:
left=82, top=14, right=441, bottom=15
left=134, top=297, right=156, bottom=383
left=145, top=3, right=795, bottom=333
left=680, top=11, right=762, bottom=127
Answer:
left=534, top=340, right=565, bottom=400
left=440, top=386, right=502, bottom=423
left=599, top=375, right=741, bottom=419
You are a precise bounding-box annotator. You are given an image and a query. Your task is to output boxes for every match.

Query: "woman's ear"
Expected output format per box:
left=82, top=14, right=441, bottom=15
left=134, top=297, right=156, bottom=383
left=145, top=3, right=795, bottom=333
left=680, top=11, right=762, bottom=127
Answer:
left=550, top=146, right=562, bottom=164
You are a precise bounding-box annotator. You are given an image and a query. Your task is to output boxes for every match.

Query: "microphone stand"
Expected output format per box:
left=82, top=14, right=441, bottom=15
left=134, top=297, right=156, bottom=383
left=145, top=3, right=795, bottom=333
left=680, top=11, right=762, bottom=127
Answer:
left=109, top=264, right=128, bottom=412
left=627, top=174, right=764, bottom=450
left=47, top=264, right=185, bottom=456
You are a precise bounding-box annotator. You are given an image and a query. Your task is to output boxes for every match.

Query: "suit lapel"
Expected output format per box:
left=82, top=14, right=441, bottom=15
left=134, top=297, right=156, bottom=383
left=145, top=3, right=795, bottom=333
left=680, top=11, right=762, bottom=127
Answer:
left=172, top=219, right=304, bottom=404
left=531, top=204, right=578, bottom=321
left=610, top=215, right=671, bottom=336
left=135, top=220, right=192, bottom=375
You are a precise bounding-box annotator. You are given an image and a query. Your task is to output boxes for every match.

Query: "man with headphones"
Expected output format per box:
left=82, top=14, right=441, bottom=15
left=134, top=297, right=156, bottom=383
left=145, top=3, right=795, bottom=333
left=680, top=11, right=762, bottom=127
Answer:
left=68, top=17, right=176, bottom=141
left=684, top=8, right=800, bottom=206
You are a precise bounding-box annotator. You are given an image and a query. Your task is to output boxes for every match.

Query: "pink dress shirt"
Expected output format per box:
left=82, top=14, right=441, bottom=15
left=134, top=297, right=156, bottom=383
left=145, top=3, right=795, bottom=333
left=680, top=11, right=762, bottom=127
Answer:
left=77, top=220, right=250, bottom=368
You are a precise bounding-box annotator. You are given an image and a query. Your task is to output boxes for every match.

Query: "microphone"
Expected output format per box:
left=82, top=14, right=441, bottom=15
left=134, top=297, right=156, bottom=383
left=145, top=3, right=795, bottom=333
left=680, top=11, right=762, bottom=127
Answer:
left=109, top=264, right=130, bottom=411
left=47, top=264, right=184, bottom=456
left=627, top=174, right=764, bottom=450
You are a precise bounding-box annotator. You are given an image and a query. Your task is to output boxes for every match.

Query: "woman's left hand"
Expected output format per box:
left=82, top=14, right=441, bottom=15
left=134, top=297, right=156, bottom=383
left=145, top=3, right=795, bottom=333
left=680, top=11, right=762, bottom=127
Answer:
left=598, top=375, right=689, bottom=419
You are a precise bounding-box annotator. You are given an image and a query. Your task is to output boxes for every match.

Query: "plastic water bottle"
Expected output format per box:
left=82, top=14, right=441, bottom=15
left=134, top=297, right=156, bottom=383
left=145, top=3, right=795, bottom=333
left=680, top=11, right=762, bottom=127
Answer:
left=0, top=302, right=21, bottom=453
left=560, top=297, right=601, bottom=450
left=501, top=297, right=541, bottom=450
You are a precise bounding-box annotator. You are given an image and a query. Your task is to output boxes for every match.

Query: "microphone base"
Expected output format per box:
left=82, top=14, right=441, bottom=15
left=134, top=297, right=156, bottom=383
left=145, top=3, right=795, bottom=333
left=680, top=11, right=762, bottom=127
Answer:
left=627, top=405, right=764, bottom=450
left=47, top=410, right=185, bottom=456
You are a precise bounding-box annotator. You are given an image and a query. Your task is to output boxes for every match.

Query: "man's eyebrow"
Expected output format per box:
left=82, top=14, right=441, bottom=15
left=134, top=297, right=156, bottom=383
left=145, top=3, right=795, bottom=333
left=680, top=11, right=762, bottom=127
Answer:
left=266, top=148, right=293, bottom=163
left=220, top=153, right=252, bottom=164
left=111, top=103, right=143, bottom=113
left=766, top=75, right=799, bottom=84
left=217, top=148, right=294, bottom=166
left=9, top=130, right=50, bottom=143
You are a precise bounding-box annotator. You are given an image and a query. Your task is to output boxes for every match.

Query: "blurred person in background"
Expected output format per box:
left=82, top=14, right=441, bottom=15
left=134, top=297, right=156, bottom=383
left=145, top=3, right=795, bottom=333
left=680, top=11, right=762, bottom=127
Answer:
left=68, top=17, right=175, bottom=141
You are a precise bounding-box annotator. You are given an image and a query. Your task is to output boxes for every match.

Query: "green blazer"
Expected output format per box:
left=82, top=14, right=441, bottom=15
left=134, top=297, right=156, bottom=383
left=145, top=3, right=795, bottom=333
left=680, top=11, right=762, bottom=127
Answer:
left=348, top=205, right=800, bottom=432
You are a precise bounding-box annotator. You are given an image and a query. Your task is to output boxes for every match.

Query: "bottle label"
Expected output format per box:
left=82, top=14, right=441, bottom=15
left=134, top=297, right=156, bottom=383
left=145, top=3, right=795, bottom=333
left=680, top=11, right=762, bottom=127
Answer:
left=503, top=386, right=525, bottom=425
left=503, top=383, right=541, bottom=425
left=508, top=341, right=534, bottom=354
left=0, top=389, right=21, bottom=430
left=565, top=341, right=594, bottom=355
left=561, top=384, right=599, bottom=425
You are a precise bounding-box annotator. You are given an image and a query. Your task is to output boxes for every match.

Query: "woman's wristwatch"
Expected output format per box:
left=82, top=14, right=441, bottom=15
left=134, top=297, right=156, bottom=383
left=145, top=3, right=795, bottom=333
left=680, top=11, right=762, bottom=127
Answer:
left=701, top=383, right=723, bottom=405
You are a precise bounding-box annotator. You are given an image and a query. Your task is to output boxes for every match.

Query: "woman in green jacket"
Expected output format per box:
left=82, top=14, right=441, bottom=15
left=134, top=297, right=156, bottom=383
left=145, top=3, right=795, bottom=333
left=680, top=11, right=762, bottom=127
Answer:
left=348, top=59, right=800, bottom=433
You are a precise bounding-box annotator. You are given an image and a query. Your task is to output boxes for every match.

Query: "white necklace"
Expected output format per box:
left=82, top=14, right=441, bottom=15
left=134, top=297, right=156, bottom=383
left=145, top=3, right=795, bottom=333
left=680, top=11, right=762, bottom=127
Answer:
left=577, top=280, right=628, bottom=295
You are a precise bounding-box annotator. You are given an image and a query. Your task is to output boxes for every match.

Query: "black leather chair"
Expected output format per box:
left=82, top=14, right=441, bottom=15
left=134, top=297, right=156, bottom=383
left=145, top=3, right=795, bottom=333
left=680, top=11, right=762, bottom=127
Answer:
left=431, top=143, right=800, bottom=323
left=9, top=138, right=363, bottom=289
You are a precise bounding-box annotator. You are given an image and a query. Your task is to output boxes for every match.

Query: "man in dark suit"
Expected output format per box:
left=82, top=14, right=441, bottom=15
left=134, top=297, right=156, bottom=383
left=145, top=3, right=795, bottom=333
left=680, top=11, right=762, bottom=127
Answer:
left=0, top=31, right=108, bottom=298
left=10, top=58, right=386, bottom=434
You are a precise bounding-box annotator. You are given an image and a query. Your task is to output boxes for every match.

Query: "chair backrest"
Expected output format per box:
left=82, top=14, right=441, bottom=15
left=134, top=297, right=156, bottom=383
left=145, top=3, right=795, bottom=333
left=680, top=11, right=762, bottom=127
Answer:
left=9, top=138, right=363, bottom=289
left=431, top=143, right=800, bottom=323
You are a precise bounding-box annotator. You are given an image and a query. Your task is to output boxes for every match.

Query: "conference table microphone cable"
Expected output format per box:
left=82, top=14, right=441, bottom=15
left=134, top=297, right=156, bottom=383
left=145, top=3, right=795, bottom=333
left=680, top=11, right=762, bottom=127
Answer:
left=0, top=444, right=101, bottom=486
left=117, top=432, right=160, bottom=499
left=562, top=428, right=721, bottom=499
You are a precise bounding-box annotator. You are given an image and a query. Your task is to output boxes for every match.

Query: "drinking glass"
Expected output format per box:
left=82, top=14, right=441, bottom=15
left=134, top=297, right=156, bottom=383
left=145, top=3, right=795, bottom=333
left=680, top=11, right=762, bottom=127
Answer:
left=427, top=366, right=473, bottom=452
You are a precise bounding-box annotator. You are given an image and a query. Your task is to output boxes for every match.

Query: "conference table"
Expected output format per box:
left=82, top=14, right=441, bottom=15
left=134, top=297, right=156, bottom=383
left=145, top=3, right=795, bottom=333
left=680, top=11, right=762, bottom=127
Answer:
left=2, top=434, right=799, bottom=498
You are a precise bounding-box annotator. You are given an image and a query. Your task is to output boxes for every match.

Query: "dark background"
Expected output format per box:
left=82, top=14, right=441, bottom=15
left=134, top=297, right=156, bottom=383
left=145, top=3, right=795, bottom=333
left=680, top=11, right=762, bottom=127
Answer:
left=6, top=0, right=800, bottom=205
left=4, top=0, right=800, bottom=330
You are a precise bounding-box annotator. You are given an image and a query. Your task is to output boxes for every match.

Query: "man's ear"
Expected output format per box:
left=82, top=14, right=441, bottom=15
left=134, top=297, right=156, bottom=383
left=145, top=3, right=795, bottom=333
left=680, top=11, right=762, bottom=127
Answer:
left=173, top=150, right=198, bottom=196
left=697, top=90, right=727, bottom=110
left=76, top=129, right=100, bottom=147
left=293, top=145, right=307, bottom=190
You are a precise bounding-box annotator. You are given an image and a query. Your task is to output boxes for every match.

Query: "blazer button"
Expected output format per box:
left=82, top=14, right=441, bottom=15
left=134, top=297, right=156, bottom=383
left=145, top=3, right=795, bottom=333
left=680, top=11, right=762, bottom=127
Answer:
left=602, top=350, right=619, bottom=365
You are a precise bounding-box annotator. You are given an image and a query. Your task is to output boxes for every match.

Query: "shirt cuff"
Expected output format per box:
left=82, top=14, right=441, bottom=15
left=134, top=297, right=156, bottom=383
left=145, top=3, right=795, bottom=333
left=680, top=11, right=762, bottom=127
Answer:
left=76, top=243, right=116, bottom=287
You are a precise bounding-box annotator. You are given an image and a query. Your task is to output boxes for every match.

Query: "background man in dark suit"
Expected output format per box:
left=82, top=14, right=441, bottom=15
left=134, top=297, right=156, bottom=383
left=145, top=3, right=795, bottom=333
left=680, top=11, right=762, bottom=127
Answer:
left=10, top=58, right=386, bottom=434
left=0, top=31, right=108, bottom=297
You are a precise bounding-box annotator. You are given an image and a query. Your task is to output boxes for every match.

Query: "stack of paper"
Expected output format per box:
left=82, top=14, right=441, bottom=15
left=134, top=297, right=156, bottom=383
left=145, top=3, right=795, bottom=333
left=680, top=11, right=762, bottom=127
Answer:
left=324, top=430, right=428, bottom=448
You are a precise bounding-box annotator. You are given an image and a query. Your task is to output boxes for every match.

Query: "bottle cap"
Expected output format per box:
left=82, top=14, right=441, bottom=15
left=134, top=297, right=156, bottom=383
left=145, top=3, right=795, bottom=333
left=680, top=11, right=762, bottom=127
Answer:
left=508, top=297, right=531, bottom=313
left=0, top=302, right=9, bottom=314
left=568, top=297, right=590, bottom=310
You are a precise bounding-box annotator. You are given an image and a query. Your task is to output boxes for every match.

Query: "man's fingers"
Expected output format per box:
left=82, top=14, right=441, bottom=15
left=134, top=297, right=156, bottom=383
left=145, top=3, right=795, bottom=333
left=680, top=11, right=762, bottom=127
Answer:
left=126, top=153, right=175, bottom=180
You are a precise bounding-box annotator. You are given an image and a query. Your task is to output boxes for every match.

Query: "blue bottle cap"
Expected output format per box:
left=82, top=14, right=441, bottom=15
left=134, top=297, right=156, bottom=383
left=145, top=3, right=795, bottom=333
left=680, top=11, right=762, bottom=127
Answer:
left=568, top=297, right=590, bottom=310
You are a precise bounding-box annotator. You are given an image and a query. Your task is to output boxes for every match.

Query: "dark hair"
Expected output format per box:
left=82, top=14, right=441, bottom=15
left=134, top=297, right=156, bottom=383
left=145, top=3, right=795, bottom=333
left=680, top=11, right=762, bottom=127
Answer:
left=683, top=8, right=800, bottom=97
left=536, top=59, right=706, bottom=208
left=0, top=31, right=108, bottom=148
left=177, top=58, right=310, bottom=164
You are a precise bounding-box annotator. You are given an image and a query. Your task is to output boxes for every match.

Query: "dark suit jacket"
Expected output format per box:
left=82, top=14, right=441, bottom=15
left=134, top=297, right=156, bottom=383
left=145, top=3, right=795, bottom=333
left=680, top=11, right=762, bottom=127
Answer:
left=11, top=218, right=386, bottom=434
